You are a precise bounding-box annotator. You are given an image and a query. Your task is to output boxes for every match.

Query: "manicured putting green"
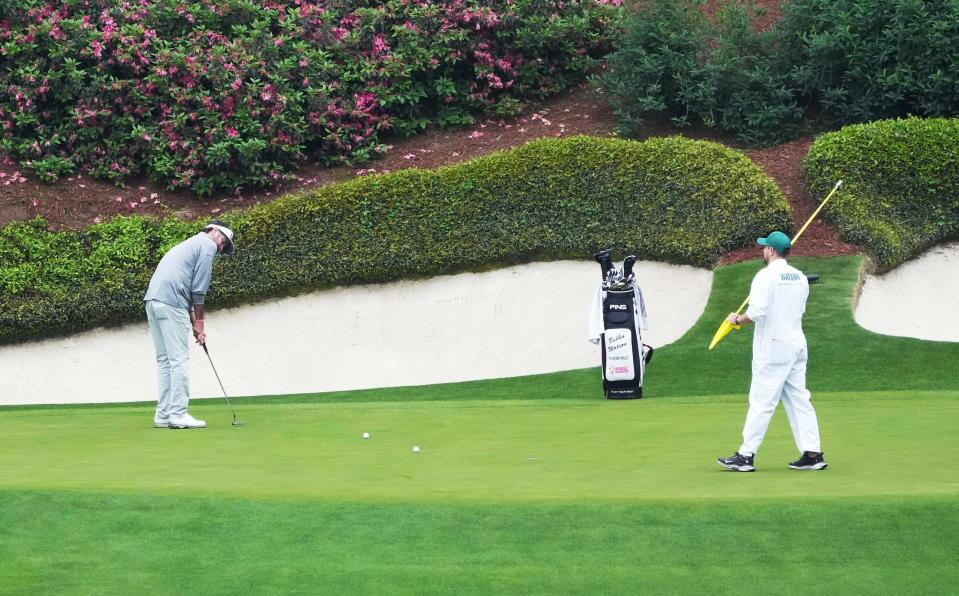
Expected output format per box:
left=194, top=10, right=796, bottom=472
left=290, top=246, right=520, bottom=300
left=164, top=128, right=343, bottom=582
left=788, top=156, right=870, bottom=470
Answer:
left=2, top=391, right=956, bottom=501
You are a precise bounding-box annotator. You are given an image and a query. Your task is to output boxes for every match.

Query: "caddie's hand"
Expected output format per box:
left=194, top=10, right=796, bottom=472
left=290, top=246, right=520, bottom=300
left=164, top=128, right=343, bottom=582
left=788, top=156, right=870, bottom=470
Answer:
left=726, top=312, right=740, bottom=325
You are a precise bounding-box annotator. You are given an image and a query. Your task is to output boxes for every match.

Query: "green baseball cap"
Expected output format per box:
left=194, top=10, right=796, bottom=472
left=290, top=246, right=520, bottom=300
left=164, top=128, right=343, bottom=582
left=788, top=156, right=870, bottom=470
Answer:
left=757, top=231, right=791, bottom=255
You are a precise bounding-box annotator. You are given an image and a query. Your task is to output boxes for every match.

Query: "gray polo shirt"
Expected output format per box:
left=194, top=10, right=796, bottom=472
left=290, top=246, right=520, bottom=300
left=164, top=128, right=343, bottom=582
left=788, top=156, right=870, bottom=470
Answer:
left=144, top=233, right=217, bottom=309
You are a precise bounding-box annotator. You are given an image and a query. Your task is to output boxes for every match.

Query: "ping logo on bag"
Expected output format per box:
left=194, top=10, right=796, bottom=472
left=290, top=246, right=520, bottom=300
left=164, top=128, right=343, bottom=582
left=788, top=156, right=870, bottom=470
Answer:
left=608, top=303, right=627, bottom=311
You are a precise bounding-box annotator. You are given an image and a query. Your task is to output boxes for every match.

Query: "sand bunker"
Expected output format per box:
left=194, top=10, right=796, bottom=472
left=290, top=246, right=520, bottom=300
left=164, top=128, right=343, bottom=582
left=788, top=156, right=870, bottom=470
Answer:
left=0, top=260, right=711, bottom=406
left=855, top=242, right=959, bottom=342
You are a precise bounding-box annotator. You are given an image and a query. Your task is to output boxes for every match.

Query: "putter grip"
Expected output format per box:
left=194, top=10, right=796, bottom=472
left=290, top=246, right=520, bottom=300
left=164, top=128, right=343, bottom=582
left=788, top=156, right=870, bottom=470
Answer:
left=202, top=342, right=209, bottom=355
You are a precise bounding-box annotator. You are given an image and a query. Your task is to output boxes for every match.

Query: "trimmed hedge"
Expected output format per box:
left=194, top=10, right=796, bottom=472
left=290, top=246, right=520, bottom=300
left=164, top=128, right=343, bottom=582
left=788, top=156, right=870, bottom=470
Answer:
left=0, top=135, right=791, bottom=344
left=804, top=117, right=959, bottom=271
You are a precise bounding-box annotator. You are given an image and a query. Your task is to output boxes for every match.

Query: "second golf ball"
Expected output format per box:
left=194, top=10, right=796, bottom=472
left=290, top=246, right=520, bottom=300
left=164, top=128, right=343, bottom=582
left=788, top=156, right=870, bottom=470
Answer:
left=412, top=446, right=420, bottom=453
left=362, top=432, right=370, bottom=439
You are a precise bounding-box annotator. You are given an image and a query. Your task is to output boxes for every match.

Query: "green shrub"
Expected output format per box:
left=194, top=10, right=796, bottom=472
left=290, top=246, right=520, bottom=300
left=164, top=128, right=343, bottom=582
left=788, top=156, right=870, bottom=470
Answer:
left=596, top=0, right=707, bottom=137
left=803, top=117, right=959, bottom=270
left=598, top=0, right=805, bottom=145
left=781, top=0, right=959, bottom=126
left=0, top=135, right=790, bottom=344
left=600, top=0, right=959, bottom=145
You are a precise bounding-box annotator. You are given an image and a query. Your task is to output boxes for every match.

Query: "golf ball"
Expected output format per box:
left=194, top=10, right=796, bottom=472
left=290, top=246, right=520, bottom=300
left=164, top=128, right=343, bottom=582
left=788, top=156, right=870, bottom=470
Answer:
left=412, top=446, right=420, bottom=453
left=362, top=432, right=370, bottom=439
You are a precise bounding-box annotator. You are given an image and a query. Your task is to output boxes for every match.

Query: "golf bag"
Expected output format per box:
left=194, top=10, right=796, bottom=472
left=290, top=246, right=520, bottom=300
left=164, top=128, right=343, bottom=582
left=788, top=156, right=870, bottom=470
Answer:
left=589, top=250, right=653, bottom=399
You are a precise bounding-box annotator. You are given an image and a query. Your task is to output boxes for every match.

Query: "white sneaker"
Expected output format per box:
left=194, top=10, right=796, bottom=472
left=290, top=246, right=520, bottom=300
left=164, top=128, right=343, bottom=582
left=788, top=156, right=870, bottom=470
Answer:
left=153, top=416, right=170, bottom=428
left=169, top=413, right=206, bottom=429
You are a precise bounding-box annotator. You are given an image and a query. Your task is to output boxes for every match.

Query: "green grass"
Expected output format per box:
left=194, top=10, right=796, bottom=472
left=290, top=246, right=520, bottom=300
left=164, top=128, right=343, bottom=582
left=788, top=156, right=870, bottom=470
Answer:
left=2, top=255, right=958, bottom=594
left=2, top=492, right=956, bottom=595
left=1, top=391, right=957, bottom=594
left=1, top=392, right=957, bottom=501
left=2, top=390, right=958, bottom=594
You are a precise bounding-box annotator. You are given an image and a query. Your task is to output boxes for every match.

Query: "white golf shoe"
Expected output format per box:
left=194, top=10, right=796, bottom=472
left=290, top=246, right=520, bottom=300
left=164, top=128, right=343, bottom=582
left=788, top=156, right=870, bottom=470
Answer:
left=153, top=416, right=170, bottom=428
left=169, top=413, right=207, bottom=429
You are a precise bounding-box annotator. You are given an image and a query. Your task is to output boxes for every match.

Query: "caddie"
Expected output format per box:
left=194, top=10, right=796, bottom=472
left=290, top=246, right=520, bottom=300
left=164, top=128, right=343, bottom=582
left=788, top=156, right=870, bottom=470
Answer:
left=717, top=231, right=827, bottom=472
left=144, top=220, right=235, bottom=429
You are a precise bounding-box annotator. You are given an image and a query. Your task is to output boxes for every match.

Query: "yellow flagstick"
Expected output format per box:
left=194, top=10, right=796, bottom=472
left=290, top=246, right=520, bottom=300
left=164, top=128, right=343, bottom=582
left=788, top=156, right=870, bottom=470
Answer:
left=708, top=179, right=843, bottom=350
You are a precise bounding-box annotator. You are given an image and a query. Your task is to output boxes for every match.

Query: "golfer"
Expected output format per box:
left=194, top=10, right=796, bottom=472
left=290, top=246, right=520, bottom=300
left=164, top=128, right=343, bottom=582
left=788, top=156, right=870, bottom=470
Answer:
left=717, top=231, right=827, bottom=472
left=144, top=221, right=235, bottom=429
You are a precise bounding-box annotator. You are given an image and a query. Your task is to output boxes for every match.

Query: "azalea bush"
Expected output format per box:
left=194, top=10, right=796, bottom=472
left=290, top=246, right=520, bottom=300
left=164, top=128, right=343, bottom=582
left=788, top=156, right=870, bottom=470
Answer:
left=0, top=135, right=788, bottom=343
left=0, top=0, right=618, bottom=195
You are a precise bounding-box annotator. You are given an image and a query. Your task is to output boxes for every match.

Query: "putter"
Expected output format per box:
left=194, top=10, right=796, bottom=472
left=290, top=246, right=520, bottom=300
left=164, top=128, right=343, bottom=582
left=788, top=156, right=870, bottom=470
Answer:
left=201, top=342, right=245, bottom=427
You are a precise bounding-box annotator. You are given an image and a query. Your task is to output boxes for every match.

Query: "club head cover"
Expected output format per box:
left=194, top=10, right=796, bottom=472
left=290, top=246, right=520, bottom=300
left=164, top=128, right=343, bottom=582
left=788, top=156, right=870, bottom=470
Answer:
left=594, top=249, right=614, bottom=280
left=622, top=255, right=636, bottom=278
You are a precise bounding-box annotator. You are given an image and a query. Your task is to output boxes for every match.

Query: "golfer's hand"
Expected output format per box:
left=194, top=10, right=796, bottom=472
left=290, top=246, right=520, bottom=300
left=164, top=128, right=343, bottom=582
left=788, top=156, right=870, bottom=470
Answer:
left=193, top=320, right=206, bottom=344
left=726, top=312, right=740, bottom=325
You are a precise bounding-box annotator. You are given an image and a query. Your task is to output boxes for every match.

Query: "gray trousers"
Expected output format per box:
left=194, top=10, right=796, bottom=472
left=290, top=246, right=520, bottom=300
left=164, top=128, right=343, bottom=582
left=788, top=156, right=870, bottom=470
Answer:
left=145, top=300, right=191, bottom=418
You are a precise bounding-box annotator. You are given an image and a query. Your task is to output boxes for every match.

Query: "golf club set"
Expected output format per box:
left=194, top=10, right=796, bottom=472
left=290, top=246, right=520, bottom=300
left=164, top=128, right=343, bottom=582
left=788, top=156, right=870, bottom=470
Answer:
left=593, top=250, right=653, bottom=399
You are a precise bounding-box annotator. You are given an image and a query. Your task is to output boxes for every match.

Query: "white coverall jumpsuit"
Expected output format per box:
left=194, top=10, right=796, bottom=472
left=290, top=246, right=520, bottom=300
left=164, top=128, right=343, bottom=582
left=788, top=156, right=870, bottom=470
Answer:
left=739, top=258, right=821, bottom=456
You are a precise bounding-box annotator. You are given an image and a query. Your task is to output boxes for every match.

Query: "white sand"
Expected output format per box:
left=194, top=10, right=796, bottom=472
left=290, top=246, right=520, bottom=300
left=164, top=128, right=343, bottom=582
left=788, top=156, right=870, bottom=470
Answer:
left=855, top=242, right=959, bottom=342
left=0, top=260, right=712, bottom=406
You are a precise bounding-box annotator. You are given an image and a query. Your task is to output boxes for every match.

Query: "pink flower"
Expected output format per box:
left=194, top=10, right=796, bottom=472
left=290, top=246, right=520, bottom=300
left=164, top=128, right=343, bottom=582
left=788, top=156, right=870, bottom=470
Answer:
left=31, top=199, right=40, bottom=207
left=372, top=34, right=390, bottom=55
left=143, top=133, right=152, bottom=141
left=91, top=41, right=103, bottom=59
left=468, top=131, right=485, bottom=139
left=128, top=201, right=138, bottom=208
left=354, top=92, right=376, bottom=111
left=226, top=127, right=238, bottom=138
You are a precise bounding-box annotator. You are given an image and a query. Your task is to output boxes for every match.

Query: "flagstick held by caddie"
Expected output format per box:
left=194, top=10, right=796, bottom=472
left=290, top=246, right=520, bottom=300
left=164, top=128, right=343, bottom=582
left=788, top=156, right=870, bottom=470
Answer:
left=708, top=180, right=843, bottom=350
